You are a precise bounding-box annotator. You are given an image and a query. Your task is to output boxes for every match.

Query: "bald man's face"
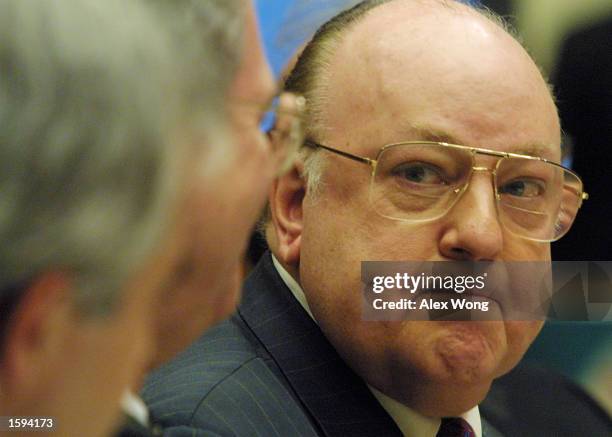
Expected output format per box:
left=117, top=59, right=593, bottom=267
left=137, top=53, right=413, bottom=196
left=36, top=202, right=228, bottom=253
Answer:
left=278, top=1, right=561, bottom=416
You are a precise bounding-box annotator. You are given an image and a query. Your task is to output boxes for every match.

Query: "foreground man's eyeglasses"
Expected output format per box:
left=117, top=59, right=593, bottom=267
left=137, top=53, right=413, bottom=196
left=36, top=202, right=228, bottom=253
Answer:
left=305, top=140, right=589, bottom=242
left=261, top=92, right=306, bottom=175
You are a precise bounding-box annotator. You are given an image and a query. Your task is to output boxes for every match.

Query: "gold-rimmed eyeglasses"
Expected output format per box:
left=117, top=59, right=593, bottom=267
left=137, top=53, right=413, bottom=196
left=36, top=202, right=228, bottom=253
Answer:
left=304, top=140, right=588, bottom=242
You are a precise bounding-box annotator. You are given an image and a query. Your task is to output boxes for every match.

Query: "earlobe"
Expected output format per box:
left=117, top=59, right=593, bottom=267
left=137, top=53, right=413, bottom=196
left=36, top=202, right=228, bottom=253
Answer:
left=269, top=162, right=306, bottom=266
left=1, top=272, right=72, bottom=400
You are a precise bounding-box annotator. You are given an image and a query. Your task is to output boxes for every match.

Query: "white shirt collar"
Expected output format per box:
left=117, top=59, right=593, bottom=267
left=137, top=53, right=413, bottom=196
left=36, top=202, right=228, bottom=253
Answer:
left=121, top=391, right=150, bottom=427
left=272, top=254, right=314, bottom=319
left=370, top=387, right=482, bottom=437
left=270, top=255, right=482, bottom=437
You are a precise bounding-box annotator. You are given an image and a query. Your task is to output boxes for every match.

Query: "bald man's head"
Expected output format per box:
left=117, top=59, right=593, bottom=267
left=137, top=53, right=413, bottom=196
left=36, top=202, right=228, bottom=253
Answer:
left=271, top=0, right=563, bottom=416
left=285, top=0, right=551, bottom=138
left=281, top=0, right=557, bottom=197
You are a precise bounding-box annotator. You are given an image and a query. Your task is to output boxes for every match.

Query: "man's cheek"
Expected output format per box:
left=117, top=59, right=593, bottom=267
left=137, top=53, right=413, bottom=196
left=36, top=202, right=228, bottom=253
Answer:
left=505, top=321, right=544, bottom=352
left=366, top=225, right=441, bottom=261
left=502, top=234, right=551, bottom=261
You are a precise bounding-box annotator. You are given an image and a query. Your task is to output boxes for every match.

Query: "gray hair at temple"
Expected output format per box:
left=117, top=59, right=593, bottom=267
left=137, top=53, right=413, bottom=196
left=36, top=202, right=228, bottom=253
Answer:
left=146, top=0, right=245, bottom=140
left=0, top=0, right=184, bottom=318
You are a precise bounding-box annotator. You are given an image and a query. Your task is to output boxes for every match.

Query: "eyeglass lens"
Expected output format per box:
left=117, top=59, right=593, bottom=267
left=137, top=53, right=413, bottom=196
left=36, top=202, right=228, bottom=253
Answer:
left=370, top=143, right=583, bottom=241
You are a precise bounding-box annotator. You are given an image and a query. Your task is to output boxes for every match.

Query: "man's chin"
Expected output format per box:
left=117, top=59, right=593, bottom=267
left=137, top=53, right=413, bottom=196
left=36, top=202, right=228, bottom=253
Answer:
left=415, top=321, right=506, bottom=385
left=388, top=327, right=499, bottom=416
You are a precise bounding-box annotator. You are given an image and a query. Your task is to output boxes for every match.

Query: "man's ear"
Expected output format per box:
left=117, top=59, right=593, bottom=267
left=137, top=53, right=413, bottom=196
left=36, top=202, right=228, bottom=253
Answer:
left=269, top=161, right=306, bottom=266
left=1, top=272, right=73, bottom=401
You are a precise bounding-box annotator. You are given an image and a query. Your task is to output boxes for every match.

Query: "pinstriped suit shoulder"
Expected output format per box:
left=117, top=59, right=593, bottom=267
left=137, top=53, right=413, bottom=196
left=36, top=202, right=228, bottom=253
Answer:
left=140, top=254, right=401, bottom=436
left=141, top=317, right=252, bottom=425
left=142, top=314, right=320, bottom=436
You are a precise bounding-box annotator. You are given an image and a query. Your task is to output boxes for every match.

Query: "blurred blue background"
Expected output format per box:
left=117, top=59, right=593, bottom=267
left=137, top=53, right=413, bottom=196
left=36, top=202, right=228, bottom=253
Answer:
left=256, top=0, right=480, bottom=76
left=256, top=0, right=293, bottom=75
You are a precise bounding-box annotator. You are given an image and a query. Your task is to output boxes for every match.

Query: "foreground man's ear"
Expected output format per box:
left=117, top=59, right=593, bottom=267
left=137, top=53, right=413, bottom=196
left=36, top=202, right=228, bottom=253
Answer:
left=269, top=161, right=306, bottom=267
left=1, top=272, right=72, bottom=404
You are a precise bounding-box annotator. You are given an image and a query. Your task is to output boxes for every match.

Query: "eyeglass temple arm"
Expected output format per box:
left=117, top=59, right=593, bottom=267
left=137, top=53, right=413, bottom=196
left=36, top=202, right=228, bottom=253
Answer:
left=303, top=140, right=375, bottom=166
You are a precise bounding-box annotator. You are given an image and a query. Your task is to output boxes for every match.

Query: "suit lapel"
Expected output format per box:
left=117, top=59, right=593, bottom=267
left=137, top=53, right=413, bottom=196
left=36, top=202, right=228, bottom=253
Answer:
left=238, top=253, right=402, bottom=437
left=481, top=416, right=506, bottom=437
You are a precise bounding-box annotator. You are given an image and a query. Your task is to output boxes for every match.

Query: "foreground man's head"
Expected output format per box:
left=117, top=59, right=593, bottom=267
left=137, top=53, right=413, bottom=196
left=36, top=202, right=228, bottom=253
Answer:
left=0, top=0, right=189, bottom=435
left=271, top=0, right=582, bottom=416
left=145, top=0, right=307, bottom=368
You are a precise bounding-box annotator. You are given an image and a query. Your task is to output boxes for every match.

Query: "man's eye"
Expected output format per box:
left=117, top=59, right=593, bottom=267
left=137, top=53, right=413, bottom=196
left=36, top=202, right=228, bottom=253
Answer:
left=499, top=179, right=544, bottom=197
left=392, top=162, right=446, bottom=185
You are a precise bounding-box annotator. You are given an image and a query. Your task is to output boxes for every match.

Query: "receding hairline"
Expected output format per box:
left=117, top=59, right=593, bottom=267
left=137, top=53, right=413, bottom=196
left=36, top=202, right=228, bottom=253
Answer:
left=285, top=0, right=529, bottom=137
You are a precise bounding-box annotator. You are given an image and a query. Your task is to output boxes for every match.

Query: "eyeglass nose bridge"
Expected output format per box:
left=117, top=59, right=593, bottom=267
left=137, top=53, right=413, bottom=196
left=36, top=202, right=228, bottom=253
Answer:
left=451, top=164, right=501, bottom=202
left=472, top=166, right=493, bottom=172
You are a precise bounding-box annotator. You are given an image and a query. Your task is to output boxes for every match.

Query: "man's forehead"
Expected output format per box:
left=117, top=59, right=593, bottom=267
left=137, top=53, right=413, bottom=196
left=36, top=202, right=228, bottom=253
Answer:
left=321, top=2, right=502, bottom=120
left=342, top=0, right=485, bottom=50
left=332, top=1, right=524, bottom=87
left=317, top=1, right=559, bottom=161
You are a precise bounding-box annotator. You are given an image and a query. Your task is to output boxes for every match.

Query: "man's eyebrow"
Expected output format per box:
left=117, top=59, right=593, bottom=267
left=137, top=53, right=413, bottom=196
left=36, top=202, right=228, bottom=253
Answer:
left=512, top=145, right=552, bottom=157
left=405, top=124, right=556, bottom=158
left=406, top=125, right=462, bottom=145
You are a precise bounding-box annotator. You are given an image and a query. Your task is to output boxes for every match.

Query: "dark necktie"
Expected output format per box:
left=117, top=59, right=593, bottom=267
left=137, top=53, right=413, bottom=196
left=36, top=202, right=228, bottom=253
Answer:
left=436, top=417, right=476, bottom=437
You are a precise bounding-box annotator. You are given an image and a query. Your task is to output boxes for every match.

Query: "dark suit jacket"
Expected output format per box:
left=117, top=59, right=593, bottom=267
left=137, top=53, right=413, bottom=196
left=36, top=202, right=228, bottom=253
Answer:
left=142, top=253, right=611, bottom=436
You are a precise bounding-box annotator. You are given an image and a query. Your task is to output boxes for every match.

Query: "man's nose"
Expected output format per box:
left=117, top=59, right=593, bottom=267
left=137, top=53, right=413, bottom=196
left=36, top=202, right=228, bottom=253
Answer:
left=438, top=171, right=504, bottom=261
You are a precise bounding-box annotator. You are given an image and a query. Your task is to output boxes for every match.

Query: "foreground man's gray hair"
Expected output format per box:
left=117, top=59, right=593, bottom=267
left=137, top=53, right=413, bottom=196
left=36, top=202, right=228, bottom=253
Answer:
left=147, top=0, right=245, bottom=138
left=0, top=0, right=182, bottom=315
